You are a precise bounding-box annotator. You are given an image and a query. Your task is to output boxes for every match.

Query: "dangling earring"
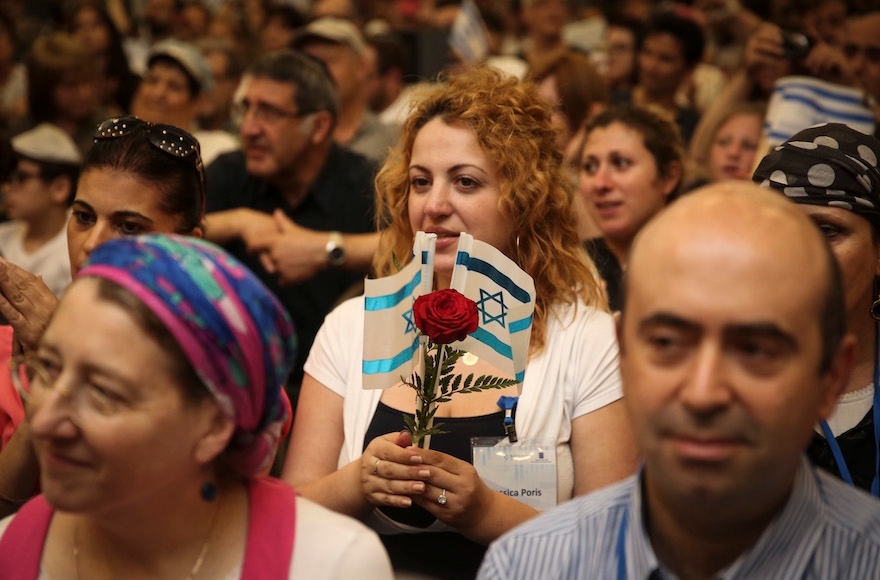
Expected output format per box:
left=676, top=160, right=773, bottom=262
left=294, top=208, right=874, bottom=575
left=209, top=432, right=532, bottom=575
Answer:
left=873, top=279, right=880, bottom=322
left=201, top=480, right=217, bottom=502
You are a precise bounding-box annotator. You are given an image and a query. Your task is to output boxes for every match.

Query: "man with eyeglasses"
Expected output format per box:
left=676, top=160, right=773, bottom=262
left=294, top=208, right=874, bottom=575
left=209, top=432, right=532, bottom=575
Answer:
left=204, top=49, right=379, bottom=406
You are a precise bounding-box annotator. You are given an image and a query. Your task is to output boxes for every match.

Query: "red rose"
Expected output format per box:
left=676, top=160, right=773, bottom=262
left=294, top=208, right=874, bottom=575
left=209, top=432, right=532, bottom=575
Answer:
left=413, top=289, right=479, bottom=344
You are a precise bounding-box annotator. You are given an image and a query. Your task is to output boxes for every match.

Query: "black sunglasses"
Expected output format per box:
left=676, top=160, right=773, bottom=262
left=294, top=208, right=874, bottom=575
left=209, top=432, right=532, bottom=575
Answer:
left=93, top=116, right=206, bottom=209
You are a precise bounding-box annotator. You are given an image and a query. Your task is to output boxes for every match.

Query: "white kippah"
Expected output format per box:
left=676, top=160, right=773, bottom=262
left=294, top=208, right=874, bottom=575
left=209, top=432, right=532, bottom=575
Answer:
left=11, top=123, right=81, bottom=165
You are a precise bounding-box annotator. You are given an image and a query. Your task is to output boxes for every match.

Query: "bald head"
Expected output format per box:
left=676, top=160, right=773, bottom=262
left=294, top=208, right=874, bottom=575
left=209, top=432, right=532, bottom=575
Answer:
left=633, top=182, right=825, bottom=262
left=627, top=182, right=846, bottom=371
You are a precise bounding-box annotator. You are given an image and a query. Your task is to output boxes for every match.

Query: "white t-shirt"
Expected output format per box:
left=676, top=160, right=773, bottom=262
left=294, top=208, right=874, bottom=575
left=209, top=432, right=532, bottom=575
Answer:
left=304, top=295, right=623, bottom=534
left=0, top=218, right=71, bottom=298
left=815, top=383, right=874, bottom=436
left=0, top=496, right=393, bottom=580
left=194, top=130, right=239, bottom=167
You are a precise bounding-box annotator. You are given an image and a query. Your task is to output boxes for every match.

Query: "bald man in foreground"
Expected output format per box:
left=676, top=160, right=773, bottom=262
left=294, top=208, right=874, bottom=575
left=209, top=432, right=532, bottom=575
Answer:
left=479, top=183, right=880, bottom=579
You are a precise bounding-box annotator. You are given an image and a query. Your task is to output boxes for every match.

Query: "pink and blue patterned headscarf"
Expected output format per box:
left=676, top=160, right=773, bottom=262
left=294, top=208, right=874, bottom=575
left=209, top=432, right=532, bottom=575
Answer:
left=78, top=234, right=297, bottom=476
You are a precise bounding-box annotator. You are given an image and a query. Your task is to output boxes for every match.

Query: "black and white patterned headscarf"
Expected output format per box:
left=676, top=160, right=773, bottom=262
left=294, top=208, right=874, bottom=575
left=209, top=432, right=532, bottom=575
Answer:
left=753, top=123, right=880, bottom=229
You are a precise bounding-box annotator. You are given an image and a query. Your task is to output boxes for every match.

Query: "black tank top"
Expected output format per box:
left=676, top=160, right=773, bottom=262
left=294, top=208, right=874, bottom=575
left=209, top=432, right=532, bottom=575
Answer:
left=364, top=401, right=508, bottom=579
left=364, top=401, right=506, bottom=528
left=807, top=407, right=876, bottom=492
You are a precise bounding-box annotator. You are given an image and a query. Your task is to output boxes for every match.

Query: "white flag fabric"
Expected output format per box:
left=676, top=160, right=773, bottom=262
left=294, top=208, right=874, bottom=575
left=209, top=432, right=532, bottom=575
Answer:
left=450, top=234, right=536, bottom=385
left=362, top=232, right=535, bottom=391
left=448, top=0, right=490, bottom=65
left=362, top=232, right=436, bottom=389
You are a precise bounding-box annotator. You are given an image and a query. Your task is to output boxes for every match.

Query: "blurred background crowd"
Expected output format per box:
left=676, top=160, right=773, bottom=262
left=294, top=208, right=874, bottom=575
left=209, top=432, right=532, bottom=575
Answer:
left=0, top=0, right=877, bottom=185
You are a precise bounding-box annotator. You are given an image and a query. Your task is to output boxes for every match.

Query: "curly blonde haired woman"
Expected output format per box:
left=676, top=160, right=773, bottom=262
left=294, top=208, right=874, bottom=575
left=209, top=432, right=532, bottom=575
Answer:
left=283, top=66, right=637, bottom=578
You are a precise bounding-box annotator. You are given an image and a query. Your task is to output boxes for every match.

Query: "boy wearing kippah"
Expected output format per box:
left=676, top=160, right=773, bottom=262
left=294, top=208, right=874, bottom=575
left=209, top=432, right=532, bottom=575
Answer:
left=0, top=123, right=80, bottom=297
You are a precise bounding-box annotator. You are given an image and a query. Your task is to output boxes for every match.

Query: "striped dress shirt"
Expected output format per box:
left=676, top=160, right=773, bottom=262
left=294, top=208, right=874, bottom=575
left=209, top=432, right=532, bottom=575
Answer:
left=478, top=457, right=880, bottom=580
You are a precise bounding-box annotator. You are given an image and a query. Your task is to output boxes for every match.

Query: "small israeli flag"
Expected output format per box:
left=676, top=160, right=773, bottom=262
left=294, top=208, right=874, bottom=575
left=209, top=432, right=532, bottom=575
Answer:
left=448, top=0, right=490, bottom=64
left=362, top=232, right=436, bottom=389
left=450, top=234, right=535, bottom=386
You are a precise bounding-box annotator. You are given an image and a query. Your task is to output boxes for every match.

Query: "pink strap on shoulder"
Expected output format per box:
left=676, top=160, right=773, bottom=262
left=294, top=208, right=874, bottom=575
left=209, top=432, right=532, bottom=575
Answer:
left=242, top=476, right=297, bottom=579
left=0, top=494, right=53, bottom=580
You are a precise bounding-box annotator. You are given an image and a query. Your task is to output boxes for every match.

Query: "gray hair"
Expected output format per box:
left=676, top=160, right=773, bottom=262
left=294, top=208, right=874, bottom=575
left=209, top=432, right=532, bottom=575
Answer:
left=247, top=49, right=339, bottom=122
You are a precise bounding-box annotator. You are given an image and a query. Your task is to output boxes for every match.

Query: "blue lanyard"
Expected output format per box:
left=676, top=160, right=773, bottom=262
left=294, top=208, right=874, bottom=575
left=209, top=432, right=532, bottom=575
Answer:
left=818, top=323, right=880, bottom=497
left=496, top=396, right=518, bottom=442
left=616, top=506, right=628, bottom=580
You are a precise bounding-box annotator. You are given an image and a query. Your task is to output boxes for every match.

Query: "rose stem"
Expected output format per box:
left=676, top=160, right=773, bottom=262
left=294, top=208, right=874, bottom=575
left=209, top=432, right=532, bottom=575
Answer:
left=420, top=343, right=448, bottom=450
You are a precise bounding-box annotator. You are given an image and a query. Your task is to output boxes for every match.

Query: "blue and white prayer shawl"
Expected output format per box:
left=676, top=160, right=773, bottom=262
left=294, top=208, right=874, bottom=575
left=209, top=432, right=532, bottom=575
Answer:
left=362, top=232, right=536, bottom=391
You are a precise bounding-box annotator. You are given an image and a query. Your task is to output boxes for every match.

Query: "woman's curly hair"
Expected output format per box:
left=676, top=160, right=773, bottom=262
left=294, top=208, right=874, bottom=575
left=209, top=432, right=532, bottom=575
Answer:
left=374, top=66, right=606, bottom=354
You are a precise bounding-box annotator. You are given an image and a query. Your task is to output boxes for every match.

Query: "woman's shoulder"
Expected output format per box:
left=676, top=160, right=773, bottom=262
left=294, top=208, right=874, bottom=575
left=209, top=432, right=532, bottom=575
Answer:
left=292, top=496, right=393, bottom=579
left=547, top=300, right=615, bottom=333
left=321, top=295, right=366, bottom=334
left=329, top=294, right=365, bottom=317
left=296, top=495, right=372, bottom=533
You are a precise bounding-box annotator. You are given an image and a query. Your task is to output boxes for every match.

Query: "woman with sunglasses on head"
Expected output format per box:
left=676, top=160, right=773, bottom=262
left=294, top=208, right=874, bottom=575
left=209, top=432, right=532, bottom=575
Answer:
left=753, top=123, right=880, bottom=496
left=0, top=116, right=209, bottom=518
left=0, top=235, right=393, bottom=579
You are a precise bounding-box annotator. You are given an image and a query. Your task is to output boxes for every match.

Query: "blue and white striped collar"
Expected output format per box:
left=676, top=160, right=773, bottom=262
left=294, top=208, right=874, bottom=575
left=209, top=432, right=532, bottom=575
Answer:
left=625, top=457, right=824, bottom=580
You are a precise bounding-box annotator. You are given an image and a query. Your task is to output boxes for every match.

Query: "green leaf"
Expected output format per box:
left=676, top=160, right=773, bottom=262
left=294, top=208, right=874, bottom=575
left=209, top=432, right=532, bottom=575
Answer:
left=401, top=340, right=520, bottom=449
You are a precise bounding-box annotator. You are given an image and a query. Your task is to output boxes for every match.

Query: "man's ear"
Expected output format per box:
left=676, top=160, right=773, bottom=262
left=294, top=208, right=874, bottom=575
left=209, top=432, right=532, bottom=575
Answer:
left=817, top=332, right=856, bottom=421
left=309, top=111, right=335, bottom=145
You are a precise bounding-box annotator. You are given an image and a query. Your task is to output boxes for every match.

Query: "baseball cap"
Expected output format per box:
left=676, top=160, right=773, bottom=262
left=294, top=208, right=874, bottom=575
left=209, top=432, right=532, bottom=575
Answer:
left=12, top=123, right=81, bottom=165
left=148, top=39, right=214, bottom=94
left=293, top=17, right=366, bottom=55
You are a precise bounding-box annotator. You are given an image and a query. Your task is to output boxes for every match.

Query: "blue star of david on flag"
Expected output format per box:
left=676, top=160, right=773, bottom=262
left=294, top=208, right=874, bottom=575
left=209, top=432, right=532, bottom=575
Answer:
left=363, top=232, right=535, bottom=390
left=403, top=308, right=417, bottom=334
left=450, top=234, right=535, bottom=384
left=477, top=288, right=507, bottom=328
left=362, top=232, right=436, bottom=389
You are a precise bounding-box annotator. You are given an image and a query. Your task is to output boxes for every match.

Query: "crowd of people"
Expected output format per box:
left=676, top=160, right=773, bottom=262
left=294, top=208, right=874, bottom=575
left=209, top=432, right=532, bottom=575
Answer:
left=0, top=0, right=878, bottom=578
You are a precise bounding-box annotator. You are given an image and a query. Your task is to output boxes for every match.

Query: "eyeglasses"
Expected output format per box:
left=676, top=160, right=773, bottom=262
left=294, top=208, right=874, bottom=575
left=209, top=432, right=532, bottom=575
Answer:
left=232, top=100, right=313, bottom=125
left=843, top=43, right=880, bottom=65
left=93, top=116, right=206, bottom=208
left=10, top=353, right=123, bottom=417
left=2, top=169, right=43, bottom=186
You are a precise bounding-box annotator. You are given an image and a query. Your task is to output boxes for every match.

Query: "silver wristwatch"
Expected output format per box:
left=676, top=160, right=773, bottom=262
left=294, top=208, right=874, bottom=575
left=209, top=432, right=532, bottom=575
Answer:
left=325, top=231, right=346, bottom=267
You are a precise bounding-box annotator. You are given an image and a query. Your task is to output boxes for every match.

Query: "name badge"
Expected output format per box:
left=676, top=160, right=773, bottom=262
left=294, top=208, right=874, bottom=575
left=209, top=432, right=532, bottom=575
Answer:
left=471, top=437, right=557, bottom=511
